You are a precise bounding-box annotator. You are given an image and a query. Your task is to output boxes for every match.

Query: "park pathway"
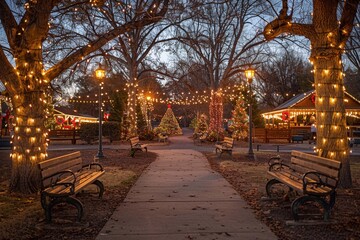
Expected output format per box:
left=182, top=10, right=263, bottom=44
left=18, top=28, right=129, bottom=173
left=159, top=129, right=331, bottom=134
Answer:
left=96, top=129, right=277, bottom=240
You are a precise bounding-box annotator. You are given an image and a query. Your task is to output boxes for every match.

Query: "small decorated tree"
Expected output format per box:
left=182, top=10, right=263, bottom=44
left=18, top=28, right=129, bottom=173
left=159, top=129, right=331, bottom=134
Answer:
left=156, top=104, right=182, bottom=135
left=229, top=98, right=248, bottom=140
left=194, top=113, right=208, bottom=134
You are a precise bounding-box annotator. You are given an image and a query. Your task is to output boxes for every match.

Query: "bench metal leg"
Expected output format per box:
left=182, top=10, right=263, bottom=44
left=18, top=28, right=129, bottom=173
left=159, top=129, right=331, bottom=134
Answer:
left=93, top=180, right=105, bottom=198
left=266, top=179, right=292, bottom=199
left=291, top=195, right=330, bottom=221
left=45, top=196, right=84, bottom=222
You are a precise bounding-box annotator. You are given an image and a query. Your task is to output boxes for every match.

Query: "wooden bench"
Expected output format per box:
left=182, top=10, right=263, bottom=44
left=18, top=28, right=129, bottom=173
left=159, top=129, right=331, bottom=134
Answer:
left=48, top=129, right=81, bottom=144
left=215, top=137, right=234, bottom=158
left=129, top=136, right=148, bottom=157
left=266, top=150, right=341, bottom=221
left=38, top=151, right=105, bottom=222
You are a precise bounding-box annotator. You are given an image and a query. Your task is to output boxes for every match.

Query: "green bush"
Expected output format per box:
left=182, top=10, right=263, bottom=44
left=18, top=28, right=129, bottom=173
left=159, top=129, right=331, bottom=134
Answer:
left=80, top=121, right=120, bottom=144
left=103, top=121, right=121, bottom=142
left=207, top=130, right=224, bottom=142
left=138, top=128, right=155, bottom=141
left=80, top=123, right=97, bottom=144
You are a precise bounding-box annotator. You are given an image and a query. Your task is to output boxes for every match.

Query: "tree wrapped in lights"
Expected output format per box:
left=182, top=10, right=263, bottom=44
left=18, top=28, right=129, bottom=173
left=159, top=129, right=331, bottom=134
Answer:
left=209, top=91, right=224, bottom=136
left=229, top=97, right=248, bottom=140
left=157, top=105, right=182, bottom=135
left=264, top=0, right=359, bottom=187
left=0, top=0, right=169, bottom=193
left=126, top=82, right=139, bottom=136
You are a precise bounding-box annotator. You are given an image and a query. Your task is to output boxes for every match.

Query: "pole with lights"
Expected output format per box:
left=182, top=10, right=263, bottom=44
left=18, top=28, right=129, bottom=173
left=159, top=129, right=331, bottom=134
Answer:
left=245, top=68, right=255, bottom=157
left=146, top=96, right=152, bottom=130
left=95, top=64, right=106, bottom=159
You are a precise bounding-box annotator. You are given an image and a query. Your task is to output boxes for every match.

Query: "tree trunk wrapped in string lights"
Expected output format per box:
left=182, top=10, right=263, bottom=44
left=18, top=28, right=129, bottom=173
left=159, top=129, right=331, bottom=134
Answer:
left=0, top=0, right=169, bottom=194
left=126, top=81, right=139, bottom=137
left=264, top=0, right=359, bottom=187
left=209, top=91, right=224, bottom=138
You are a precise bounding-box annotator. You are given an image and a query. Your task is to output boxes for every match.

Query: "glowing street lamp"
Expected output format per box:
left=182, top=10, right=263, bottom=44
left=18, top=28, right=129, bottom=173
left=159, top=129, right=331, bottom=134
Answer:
left=146, top=96, right=152, bottom=130
left=95, top=64, right=105, bottom=159
left=245, top=68, right=255, bottom=157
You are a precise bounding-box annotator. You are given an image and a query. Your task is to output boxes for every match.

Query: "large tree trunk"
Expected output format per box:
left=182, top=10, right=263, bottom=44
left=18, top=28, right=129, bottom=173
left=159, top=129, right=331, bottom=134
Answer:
left=126, top=64, right=139, bottom=137
left=9, top=48, right=48, bottom=193
left=312, top=47, right=352, bottom=188
left=127, top=82, right=138, bottom=137
left=209, top=91, right=224, bottom=137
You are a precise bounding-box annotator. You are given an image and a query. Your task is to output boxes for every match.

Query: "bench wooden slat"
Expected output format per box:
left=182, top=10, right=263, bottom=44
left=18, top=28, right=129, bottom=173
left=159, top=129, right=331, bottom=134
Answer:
left=39, top=151, right=82, bottom=169
left=291, top=150, right=341, bottom=169
left=268, top=171, right=331, bottom=195
left=46, top=171, right=105, bottom=196
left=41, top=159, right=82, bottom=181
left=291, top=157, right=340, bottom=179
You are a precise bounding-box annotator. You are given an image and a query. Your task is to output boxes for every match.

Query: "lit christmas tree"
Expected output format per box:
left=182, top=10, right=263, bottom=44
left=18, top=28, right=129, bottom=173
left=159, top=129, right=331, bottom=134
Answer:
left=229, top=97, right=248, bottom=140
left=195, top=113, right=208, bottom=134
left=157, top=104, right=183, bottom=135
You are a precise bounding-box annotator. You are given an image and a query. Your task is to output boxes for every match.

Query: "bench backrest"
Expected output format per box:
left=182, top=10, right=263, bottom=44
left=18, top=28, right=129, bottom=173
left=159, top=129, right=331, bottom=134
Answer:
left=291, top=150, right=341, bottom=187
left=49, top=129, right=80, bottom=137
left=38, top=151, right=83, bottom=188
left=129, top=136, right=140, bottom=146
left=223, top=137, right=234, bottom=148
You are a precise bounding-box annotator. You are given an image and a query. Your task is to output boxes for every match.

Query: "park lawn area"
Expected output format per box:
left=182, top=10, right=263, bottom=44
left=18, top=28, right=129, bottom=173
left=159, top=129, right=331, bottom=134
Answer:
left=206, top=151, right=360, bottom=240
left=0, top=149, right=156, bottom=240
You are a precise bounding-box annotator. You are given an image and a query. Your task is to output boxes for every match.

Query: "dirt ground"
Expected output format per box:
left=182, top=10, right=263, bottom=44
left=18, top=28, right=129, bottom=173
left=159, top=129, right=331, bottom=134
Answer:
left=206, top=151, right=360, bottom=240
left=0, top=148, right=155, bottom=240
left=1, top=145, right=360, bottom=239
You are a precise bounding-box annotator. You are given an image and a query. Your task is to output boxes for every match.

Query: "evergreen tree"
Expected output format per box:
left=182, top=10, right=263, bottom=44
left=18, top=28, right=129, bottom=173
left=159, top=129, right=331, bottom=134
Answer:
left=157, top=105, right=182, bottom=135
left=195, top=113, right=208, bottom=134
left=229, top=98, right=248, bottom=140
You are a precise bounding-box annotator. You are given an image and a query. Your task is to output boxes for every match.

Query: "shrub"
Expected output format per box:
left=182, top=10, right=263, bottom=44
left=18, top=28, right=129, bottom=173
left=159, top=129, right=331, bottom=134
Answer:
left=103, top=121, right=121, bottom=142
left=80, top=121, right=121, bottom=144
left=80, top=123, right=97, bottom=144
left=138, top=128, right=155, bottom=141
left=206, top=130, right=224, bottom=142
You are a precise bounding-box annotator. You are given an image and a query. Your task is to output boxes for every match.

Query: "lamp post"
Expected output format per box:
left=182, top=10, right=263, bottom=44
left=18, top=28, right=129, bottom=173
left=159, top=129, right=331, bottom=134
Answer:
left=95, top=64, right=106, bottom=159
left=245, top=68, right=255, bottom=157
left=146, top=96, right=152, bottom=130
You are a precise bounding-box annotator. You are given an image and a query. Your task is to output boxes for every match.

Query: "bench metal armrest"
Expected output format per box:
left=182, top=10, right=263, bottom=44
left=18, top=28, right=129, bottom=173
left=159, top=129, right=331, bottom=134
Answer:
left=267, top=155, right=281, bottom=166
left=42, top=170, right=76, bottom=193
left=82, top=163, right=104, bottom=171
left=302, top=171, right=337, bottom=193
left=268, top=161, right=291, bottom=172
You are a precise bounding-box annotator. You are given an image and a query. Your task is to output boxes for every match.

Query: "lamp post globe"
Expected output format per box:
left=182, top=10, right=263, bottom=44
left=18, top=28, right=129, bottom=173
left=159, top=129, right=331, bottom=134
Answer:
left=245, top=68, right=255, bottom=158
left=95, top=64, right=105, bottom=159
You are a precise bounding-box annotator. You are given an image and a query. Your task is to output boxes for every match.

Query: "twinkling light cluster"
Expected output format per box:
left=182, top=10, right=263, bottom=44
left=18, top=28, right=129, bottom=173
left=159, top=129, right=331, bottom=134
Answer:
left=209, top=90, right=224, bottom=134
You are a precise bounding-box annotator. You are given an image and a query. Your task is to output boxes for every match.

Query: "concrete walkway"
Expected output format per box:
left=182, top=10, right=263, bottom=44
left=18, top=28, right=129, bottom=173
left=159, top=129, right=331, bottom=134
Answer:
left=96, top=148, right=277, bottom=239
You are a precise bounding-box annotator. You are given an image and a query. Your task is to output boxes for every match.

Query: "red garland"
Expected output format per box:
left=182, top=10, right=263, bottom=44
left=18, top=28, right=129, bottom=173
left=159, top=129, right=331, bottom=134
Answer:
left=56, top=117, right=65, bottom=125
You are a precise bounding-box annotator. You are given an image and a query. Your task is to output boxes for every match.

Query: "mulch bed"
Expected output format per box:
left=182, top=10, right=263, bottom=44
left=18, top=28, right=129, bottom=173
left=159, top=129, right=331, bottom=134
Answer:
left=0, top=149, right=156, bottom=240
left=206, top=151, right=360, bottom=240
